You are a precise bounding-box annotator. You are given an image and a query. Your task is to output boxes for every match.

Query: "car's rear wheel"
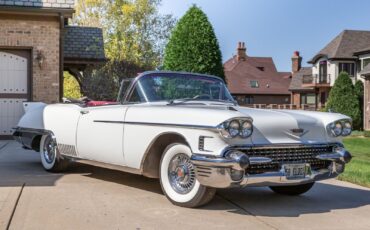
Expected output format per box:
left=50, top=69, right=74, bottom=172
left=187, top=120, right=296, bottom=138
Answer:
left=40, top=135, right=69, bottom=172
left=159, top=143, right=216, bottom=208
left=269, top=182, right=315, bottom=196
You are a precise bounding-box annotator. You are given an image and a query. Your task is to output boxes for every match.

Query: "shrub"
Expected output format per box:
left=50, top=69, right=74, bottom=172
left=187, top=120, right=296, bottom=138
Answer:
left=163, top=5, right=225, bottom=80
left=63, top=72, right=82, bottom=98
left=326, top=72, right=361, bottom=129
left=354, top=80, right=364, bottom=130
left=364, top=131, right=370, bottom=138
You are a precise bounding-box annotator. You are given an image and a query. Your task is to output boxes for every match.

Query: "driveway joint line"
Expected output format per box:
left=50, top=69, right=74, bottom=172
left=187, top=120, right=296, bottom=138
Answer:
left=217, top=194, right=279, bottom=230
left=0, top=142, right=10, bottom=153
left=6, top=183, right=25, bottom=230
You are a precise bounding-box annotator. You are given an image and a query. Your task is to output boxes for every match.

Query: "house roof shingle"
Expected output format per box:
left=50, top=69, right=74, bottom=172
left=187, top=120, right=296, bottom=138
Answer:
left=308, top=30, right=370, bottom=63
left=289, top=67, right=314, bottom=91
left=0, top=0, right=74, bottom=9
left=224, top=56, right=292, bottom=95
left=63, top=26, right=106, bottom=62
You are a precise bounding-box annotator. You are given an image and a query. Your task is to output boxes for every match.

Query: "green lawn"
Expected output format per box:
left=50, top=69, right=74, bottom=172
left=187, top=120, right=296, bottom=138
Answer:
left=338, top=137, right=370, bottom=187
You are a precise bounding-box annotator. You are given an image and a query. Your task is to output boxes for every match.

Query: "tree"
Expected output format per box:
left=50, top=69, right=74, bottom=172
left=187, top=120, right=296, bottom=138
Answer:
left=68, top=60, right=149, bottom=100
left=69, top=0, right=175, bottom=99
left=73, top=0, right=175, bottom=67
left=354, top=80, right=364, bottom=130
left=63, top=72, right=82, bottom=99
left=326, top=72, right=361, bottom=129
left=163, top=5, right=225, bottom=80
left=354, top=80, right=364, bottom=98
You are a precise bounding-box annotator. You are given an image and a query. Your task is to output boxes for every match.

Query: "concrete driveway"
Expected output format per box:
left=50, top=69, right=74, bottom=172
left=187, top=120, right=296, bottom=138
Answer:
left=1, top=140, right=370, bottom=230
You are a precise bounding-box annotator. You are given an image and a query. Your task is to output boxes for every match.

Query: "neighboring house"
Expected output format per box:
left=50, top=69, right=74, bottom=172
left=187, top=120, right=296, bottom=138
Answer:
left=289, top=52, right=317, bottom=109
left=360, top=65, right=370, bottom=130
left=290, top=30, right=370, bottom=110
left=0, top=1, right=105, bottom=138
left=224, top=42, right=292, bottom=105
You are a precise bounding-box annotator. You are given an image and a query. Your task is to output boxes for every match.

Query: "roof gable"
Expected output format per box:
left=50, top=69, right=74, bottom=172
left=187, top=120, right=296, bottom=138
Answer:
left=63, top=26, right=106, bottom=62
left=224, top=56, right=292, bottom=95
left=289, top=67, right=314, bottom=91
left=309, top=30, right=370, bottom=63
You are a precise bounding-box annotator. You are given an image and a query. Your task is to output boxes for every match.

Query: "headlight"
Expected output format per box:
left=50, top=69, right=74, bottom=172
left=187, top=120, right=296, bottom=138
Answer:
left=331, top=122, right=342, bottom=136
left=327, top=120, right=352, bottom=137
left=218, top=118, right=253, bottom=139
left=240, top=120, right=253, bottom=138
left=342, top=121, right=352, bottom=136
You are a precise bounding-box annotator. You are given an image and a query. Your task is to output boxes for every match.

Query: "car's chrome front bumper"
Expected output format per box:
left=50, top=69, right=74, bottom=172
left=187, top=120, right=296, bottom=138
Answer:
left=190, top=146, right=352, bottom=188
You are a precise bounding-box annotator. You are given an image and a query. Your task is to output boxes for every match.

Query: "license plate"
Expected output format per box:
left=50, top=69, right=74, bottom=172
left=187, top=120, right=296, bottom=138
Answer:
left=283, top=164, right=306, bottom=179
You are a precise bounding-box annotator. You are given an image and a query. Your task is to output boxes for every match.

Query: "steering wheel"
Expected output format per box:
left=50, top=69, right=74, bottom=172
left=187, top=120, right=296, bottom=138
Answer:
left=193, top=94, right=211, bottom=100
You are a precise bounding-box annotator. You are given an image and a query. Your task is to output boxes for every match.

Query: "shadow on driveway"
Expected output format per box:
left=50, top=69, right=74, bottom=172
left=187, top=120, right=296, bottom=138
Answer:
left=2, top=141, right=370, bottom=218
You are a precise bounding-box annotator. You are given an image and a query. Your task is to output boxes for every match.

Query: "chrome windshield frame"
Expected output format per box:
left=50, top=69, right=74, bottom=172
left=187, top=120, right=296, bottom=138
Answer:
left=120, top=71, right=235, bottom=105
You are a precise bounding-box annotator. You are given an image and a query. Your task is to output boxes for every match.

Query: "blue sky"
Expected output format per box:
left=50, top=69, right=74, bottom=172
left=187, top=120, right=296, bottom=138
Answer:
left=159, top=0, right=370, bottom=72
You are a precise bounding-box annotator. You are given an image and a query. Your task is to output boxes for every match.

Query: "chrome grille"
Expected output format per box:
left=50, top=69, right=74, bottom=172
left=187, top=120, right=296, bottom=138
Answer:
left=239, top=145, right=334, bottom=174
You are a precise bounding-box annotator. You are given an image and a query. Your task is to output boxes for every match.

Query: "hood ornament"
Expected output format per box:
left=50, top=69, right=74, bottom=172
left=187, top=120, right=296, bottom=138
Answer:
left=285, top=128, right=309, bottom=139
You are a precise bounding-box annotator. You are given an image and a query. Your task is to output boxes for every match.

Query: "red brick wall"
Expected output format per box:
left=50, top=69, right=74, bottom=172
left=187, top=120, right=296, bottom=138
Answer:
left=0, top=15, right=60, bottom=103
left=291, top=92, right=300, bottom=106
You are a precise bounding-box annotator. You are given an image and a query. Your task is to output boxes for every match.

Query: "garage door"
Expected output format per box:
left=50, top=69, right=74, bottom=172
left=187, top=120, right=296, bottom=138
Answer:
left=0, top=51, right=28, bottom=136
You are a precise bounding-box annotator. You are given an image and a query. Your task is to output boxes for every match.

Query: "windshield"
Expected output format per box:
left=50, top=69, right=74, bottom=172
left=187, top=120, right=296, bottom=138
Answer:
left=127, top=73, right=234, bottom=103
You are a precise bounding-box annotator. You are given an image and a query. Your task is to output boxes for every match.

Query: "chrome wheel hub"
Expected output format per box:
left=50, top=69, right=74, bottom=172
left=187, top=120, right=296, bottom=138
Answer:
left=168, top=153, right=196, bottom=194
left=43, top=136, right=56, bottom=164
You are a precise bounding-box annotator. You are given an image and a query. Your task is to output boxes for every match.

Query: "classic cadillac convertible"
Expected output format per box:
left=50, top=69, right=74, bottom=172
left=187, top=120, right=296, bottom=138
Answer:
left=13, top=71, right=352, bottom=208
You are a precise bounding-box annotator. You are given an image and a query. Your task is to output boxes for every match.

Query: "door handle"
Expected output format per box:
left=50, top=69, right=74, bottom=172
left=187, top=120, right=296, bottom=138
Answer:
left=80, top=111, right=89, bottom=115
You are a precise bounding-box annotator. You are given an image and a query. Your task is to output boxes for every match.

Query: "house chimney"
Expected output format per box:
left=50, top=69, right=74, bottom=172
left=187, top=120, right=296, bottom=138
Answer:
left=291, top=51, right=302, bottom=73
left=237, top=42, right=247, bottom=61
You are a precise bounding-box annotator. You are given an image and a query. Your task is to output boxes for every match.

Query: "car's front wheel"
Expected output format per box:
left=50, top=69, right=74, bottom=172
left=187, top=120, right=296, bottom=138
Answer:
left=159, top=143, right=216, bottom=208
left=269, top=182, right=315, bottom=196
left=40, top=135, right=70, bottom=172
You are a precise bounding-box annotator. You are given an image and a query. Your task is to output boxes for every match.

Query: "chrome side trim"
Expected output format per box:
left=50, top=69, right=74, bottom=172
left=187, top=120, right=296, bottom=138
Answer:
left=94, top=120, right=125, bottom=124
left=93, top=120, right=216, bottom=130
left=72, top=158, right=142, bottom=175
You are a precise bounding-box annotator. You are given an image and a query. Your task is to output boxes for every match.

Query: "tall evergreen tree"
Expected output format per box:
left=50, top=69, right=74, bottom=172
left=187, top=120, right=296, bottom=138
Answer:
left=326, top=72, right=361, bottom=129
left=163, top=5, right=225, bottom=80
left=354, top=80, right=364, bottom=130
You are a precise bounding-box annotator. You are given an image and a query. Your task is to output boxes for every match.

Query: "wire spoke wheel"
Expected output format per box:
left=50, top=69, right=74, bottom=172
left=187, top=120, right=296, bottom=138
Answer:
left=168, top=153, right=196, bottom=194
left=43, top=136, right=56, bottom=164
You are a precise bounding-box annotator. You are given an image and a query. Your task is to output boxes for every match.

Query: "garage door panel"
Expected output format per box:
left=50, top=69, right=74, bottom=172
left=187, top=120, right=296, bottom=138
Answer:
left=0, top=51, right=29, bottom=136
left=0, top=99, right=26, bottom=135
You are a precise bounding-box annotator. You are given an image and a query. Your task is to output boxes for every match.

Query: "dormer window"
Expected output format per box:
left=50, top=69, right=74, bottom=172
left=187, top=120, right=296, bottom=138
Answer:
left=250, top=80, right=259, bottom=88
left=257, top=67, right=265, bottom=71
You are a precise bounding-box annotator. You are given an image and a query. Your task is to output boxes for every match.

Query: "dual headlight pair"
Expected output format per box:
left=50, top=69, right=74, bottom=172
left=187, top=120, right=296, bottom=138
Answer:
left=218, top=118, right=253, bottom=139
left=328, top=120, right=352, bottom=137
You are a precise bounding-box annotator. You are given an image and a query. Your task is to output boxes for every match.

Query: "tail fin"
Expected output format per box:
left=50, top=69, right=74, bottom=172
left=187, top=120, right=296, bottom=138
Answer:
left=23, top=102, right=47, bottom=113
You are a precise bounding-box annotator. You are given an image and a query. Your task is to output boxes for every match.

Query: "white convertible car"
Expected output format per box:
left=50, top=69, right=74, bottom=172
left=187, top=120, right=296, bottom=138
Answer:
left=13, top=71, right=352, bottom=207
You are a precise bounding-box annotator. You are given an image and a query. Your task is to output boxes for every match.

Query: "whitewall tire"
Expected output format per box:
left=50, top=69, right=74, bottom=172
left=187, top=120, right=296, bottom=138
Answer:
left=40, top=135, right=69, bottom=172
left=159, top=143, right=216, bottom=208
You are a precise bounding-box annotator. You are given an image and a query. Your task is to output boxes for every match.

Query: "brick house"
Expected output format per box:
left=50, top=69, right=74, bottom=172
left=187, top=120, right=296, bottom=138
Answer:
left=0, top=1, right=105, bottom=138
left=290, top=30, right=370, bottom=111
left=224, top=42, right=292, bottom=106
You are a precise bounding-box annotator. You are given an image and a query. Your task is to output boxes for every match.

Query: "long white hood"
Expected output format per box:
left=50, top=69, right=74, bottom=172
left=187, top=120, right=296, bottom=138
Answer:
left=236, top=107, right=348, bottom=144
left=125, top=103, right=349, bottom=145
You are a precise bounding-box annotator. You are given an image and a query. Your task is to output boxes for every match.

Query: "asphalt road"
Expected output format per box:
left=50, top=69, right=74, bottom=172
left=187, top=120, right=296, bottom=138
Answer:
left=1, top=140, right=370, bottom=230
